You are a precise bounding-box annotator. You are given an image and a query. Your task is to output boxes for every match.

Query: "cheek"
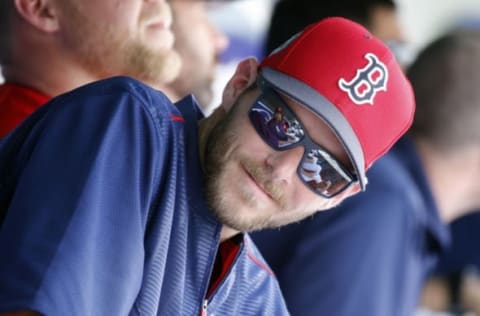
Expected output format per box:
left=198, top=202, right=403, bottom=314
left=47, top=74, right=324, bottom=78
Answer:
left=180, top=30, right=213, bottom=65
left=183, top=23, right=217, bottom=62
left=97, top=1, right=138, bottom=28
left=237, top=134, right=272, bottom=164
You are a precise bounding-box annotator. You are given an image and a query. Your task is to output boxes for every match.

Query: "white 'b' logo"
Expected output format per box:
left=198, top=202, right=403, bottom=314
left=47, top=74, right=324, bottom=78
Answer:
left=338, top=53, right=388, bottom=105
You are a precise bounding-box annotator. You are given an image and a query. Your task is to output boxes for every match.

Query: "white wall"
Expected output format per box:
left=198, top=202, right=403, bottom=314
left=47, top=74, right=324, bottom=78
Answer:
left=398, top=0, right=480, bottom=53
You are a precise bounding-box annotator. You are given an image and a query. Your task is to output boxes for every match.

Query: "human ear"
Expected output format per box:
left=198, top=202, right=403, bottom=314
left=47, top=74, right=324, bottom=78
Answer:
left=350, top=184, right=362, bottom=196
left=14, top=0, right=59, bottom=32
left=339, top=182, right=362, bottom=201
left=221, top=57, right=258, bottom=112
left=346, top=183, right=362, bottom=198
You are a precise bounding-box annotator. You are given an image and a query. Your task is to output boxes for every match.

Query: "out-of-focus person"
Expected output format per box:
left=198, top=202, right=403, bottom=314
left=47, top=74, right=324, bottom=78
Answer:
left=164, top=0, right=229, bottom=114
left=0, top=0, right=182, bottom=138
left=417, top=19, right=480, bottom=316
left=419, top=212, right=480, bottom=315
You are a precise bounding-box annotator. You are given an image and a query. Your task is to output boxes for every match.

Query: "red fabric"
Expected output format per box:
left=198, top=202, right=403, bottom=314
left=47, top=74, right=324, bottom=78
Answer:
left=206, top=237, right=241, bottom=299
left=259, top=17, right=415, bottom=188
left=0, top=83, right=50, bottom=137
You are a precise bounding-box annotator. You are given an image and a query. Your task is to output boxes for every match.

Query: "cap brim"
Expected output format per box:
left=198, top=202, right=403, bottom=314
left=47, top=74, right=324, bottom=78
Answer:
left=260, top=68, right=367, bottom=191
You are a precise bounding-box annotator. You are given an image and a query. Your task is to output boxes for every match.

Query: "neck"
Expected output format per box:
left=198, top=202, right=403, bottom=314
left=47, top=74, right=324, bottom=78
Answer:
left=415, top=139, right=480, bottom=223
left=197, top=106, right=225, bottom=171
left=220, top=226, right=241, bottom=242
left=3, top=61, right=99, bottom=97
left=155, top=84, right=181, bottom=103
left=2, top=32, right=114, bottom=97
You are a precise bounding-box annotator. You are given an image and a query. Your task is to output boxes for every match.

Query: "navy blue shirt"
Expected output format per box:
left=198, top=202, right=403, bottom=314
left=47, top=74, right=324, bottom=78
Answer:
left=434, top=212, right=480, bottom=275
left=252, top=137, right=450, bottom=316
left=0, top=77, right=289, bottom=315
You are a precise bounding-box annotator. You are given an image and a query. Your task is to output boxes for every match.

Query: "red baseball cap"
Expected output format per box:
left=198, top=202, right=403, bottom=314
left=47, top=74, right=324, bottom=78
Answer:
left=259, top=17, right=415, bottom=190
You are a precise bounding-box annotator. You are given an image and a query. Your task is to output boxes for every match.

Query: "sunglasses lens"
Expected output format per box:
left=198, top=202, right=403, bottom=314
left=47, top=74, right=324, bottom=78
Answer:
left=249, top=88, right=356, bottom=199
left=249, top=98, right=304, bottom=149
left=298, top=148, right=352, bottom=197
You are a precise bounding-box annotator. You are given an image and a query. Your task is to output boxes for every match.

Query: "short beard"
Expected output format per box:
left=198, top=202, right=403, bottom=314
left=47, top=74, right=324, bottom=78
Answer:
left=203, top=101, right=320, bottom=232
left=203, top=107, right=239, bottom=226
left=122, top=41, right=181, bottom=86
left=59, top=2, right=181, bottom=86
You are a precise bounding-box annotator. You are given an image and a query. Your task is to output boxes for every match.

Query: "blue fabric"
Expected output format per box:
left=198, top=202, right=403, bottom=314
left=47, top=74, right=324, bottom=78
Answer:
left=0, top=76, right=289, bottom=316
left=434, top=212, right=480, bottom=275
left=252, top=137, right=450, bottom=316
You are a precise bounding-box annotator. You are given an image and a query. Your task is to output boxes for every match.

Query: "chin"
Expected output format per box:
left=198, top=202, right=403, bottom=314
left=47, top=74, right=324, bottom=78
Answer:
left=150, top=51, right=182, bottom=85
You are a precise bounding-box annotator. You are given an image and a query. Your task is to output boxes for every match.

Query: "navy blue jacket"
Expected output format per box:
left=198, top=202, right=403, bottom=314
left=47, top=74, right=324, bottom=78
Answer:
left=0, top=77, right=289, bottom=315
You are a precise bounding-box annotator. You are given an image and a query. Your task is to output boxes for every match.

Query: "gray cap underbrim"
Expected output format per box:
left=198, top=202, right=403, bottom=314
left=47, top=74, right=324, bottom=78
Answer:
left=260, top=68, right=367, bottom=191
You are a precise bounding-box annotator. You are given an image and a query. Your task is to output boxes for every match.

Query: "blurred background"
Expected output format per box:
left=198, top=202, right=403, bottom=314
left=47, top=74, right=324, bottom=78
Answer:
left=206, top=0, right=480, bottom=113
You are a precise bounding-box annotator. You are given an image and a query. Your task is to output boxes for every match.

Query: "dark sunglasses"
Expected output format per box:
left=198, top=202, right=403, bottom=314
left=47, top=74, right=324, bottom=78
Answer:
left=248, top=86, right=357, bottom=198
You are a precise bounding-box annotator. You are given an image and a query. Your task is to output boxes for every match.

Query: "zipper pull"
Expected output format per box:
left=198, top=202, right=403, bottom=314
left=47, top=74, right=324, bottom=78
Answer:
left=201, top=299, right=208, bottom=316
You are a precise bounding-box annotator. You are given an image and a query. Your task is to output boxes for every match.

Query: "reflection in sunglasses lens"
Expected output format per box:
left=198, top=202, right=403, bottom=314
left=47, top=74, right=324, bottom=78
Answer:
left=249, top=90, right=354, bottom=198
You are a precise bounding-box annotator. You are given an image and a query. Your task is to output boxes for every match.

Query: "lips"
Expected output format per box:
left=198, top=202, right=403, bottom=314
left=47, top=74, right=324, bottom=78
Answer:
left=146, top=18, right=172, bottom=30
left=143, top=9, right=172, bottom=30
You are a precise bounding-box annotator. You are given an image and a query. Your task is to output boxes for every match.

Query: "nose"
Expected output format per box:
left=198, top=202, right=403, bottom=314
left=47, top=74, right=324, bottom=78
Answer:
left=264, top=146, right=304, bottom=182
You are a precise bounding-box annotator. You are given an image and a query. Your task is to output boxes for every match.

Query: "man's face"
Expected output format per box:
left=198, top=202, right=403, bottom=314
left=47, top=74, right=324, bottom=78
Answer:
left=168, top=1, right=228, bottom=109
left=369, top=5, right=405, bottom=44
left=204, top=87, right=358, bottom=232
left=53, top=0, right=181, bottom=86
